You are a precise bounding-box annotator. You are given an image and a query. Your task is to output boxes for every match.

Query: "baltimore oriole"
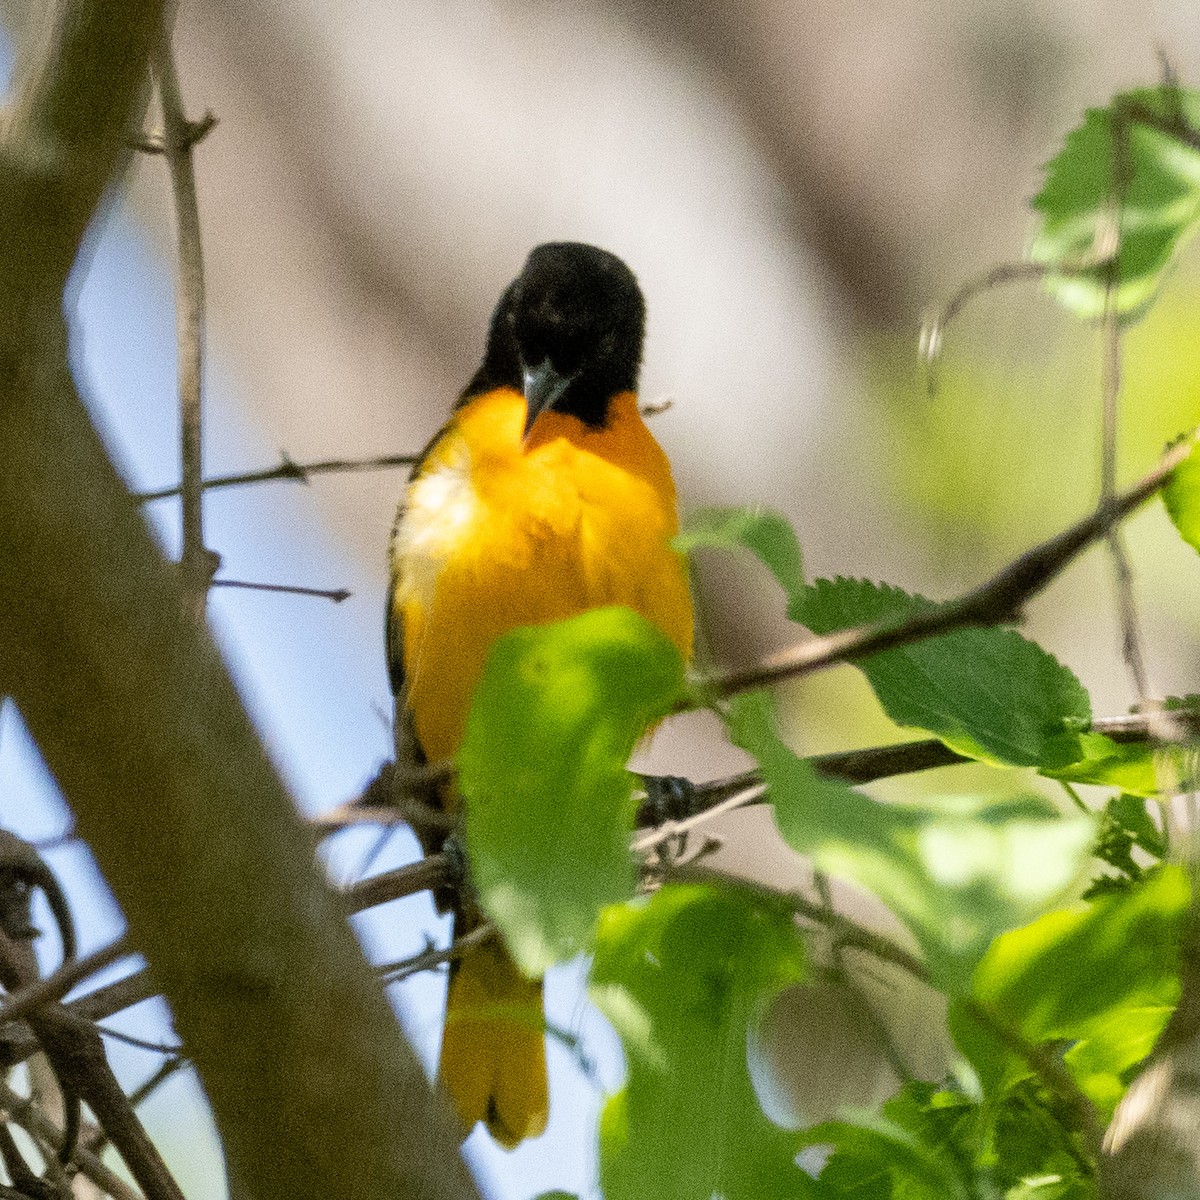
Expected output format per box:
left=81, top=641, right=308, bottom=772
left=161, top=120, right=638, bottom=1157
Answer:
left=388, top=242, right=694, bottom=1147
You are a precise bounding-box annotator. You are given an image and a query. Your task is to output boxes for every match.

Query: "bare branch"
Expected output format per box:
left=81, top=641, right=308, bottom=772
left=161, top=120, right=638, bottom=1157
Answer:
left=710, top=433, right=1196, bottom=698
left=54, top=854, right=456, bottom=1028
left=920, top=260, right=1054, bottom=389
left=85, top=1055, right=191, bottom=1162
left=133, top=450, right=421, bottom=502
left=0, top=931, right=184, bottom=1200
left=210, top=578, right=351, bottom=603
left=54, top=703, right=1195, bottom=1038
left=378, top=924, right=493, bottom=984
left=343, top=854, right=452, bottom=915
left=0, top=1079, right=140, bottom=1200
left=151, top=30, right=217, bottom=621
left=1101, top=101, right=1156, bottom=712
left=0, top=935, right=131, bottom=1028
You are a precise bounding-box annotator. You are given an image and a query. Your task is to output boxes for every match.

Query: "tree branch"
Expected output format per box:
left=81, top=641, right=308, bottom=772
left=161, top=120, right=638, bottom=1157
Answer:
left=0, top=930, right=183, bottom=1200
left=378, top=924, right=493, bottom=985
left=0, top=934, right=131, bottom=1028
left=0, top=5, right=479, bottom=1198
left=45, top=702, right=1192, bottom=1043
left=0, top=1078, right=140, bottom=1200
left=45, top=854, right=455, bottom=1034
left=711, top=432, right=1196, bottom=697
left=151, top=27, right=216, bottom=620
left=210, top=578, right=351, bottom=603
left=133, top=449, right=421, bottom=502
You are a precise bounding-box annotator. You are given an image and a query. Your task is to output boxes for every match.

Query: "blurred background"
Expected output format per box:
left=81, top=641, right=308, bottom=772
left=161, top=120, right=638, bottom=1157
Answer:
left=5, top=1, right=1200, bottom=1196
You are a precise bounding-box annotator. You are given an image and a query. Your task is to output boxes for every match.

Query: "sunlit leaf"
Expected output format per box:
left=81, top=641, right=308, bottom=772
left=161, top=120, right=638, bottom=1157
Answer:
left=793, top=577, right=1091, bottom=768
left=591, top=884, right=815, bottom=1200
left=1040, top=732, right=1160, bottom=797
left=675, top=505, right=804, bottom=602
left=956, top=867, right=1187, bottom=1117
left=1031, top=87, right=1200, bottom=319
left=731, top=692, right=1094, bottom=991
left=458, top=607, right=684, bottom=974
left=1163, top=430, right=1200, bottom=552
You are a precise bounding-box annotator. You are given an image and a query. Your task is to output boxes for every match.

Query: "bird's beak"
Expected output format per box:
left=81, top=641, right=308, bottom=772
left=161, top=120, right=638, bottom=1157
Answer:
left=522, top=358, right=574, bottom=440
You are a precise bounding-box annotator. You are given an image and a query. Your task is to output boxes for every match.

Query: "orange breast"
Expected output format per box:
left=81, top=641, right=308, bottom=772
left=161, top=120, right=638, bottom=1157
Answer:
left=391, top=387, right=694, bottom=764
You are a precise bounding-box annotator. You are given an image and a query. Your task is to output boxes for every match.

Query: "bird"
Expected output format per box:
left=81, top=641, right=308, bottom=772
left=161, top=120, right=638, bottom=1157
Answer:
left=388, top=242, right=694, bottom=1147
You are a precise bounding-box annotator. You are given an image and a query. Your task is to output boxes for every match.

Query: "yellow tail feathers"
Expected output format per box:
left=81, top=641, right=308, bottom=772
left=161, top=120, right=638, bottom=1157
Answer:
left=439, top=934, right=548, bottom=1148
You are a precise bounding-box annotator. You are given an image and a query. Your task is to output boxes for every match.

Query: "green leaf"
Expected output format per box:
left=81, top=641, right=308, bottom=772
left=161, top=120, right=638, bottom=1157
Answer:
left=1163, top=430, right=1200, bottom=552
left=1083, top=793, right=1166, bottom=896
left=793, top=578, right=1091, bottom=768
left=675, top=505, right=804, bottom=602
left=591, top=884, right=815, bottom=1200
left=1106, top=792, right=1166, bottom=859
left=990, top=1078, right=1098, bottom=1199
left=732, top=692, right=1094, bottom=991
left=806, top=1105, right=969, bottom=1200
left=959, top=866, right=1188, bottom=1117
left=1040, top=732, right=1160, bottom=797
left=1031, top=87, right=1200, bottom=320
left=458, top=607, right=684, bottom=975
left=816, top=1078, right=1097, bottom=1200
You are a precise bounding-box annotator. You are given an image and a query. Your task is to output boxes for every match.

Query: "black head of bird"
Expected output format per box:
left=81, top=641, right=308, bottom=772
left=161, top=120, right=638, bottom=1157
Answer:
left=463, top=242, right=646, bottom=435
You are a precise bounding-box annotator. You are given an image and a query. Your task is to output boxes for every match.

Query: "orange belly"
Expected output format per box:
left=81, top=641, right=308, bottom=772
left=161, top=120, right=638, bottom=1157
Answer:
left=392, top=387, right=693, bottom=764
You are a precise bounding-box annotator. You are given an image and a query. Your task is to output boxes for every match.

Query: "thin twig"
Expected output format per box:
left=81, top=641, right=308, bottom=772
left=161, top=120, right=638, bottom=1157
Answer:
left=0, top=1079, right=141, bottom=1200
left=85, top=1055, right=190, bottom=1160
left=1102, top=99, right=1156, bottom=712
left=342, top=854, right=452, bottom=916
left=314, top=709, right=1200, bottom=844
left=921, top=261, right=1054, bottom=390
left=67, top=969, right=157, bottom=1028
left=308, top=760, right=456, bottom=836
left=313, top=805, right=412, bottom=831
left=710, top=432, right=1196, bottom=698
left=94, top=1024, right=183, bottom=1056
left=51, top=854, right=454, bottom=1032
left=921, top=254, right=1112, bottom=396
left=0, top=935, right=132, bottom=1028
left=672, top=860, right=929, bottom=981
left=0, top=932, right=185, bottom=1200
left=152, top=34, right=216, bottom=621
left=126, top=1054, right=189, bottom=1110
left=378, top=924, right=493, bottom=984
left=210, top=579, right=351, bottom=603
left=133, top=451, right=421, bottom=503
